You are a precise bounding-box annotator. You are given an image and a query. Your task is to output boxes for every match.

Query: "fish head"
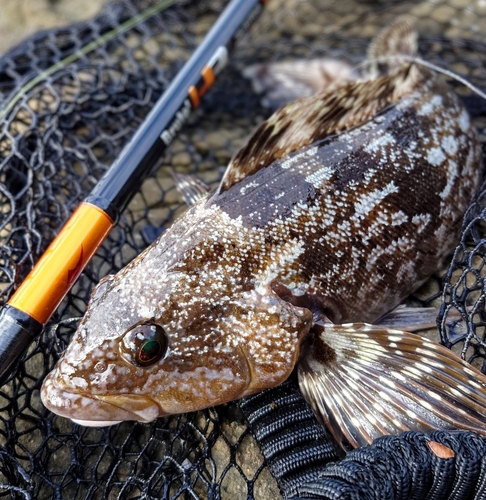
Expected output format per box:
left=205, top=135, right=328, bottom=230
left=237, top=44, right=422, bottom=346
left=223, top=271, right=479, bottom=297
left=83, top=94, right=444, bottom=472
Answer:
left=41, top=263, right=312, bottom=426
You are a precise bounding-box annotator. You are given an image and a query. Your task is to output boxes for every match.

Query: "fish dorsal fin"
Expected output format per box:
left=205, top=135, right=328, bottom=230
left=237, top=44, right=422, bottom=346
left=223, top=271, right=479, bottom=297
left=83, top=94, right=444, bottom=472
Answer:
left=243, top=58, right=356, bottom=109
left=219, top=64, right=416, bottom=193
left=171, top=171, right=211, bottom=206
left=366, top=20, right=417, bottom=78
left=298, top=323, right=486, bottom=449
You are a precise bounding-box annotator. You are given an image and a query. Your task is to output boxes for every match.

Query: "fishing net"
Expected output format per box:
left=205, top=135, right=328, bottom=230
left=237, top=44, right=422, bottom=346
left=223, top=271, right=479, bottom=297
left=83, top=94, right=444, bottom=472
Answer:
left=0, top=0, right=486, bottom=498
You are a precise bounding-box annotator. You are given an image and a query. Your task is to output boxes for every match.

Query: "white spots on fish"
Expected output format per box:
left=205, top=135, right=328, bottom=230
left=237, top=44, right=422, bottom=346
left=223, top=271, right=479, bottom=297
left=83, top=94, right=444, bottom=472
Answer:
left=412, top=213, right=431, bottom=233
left=363, top=132, right=396, bottom=154
left=395, top=260, right=416, bottom=283
left=43, top=381, right=81, bottom=410
left=89, top=363, right=131, bottom=392
left=255, top=240, right=305, bottom=286
left=433, top=222, right=448, bottom=246
left=71, top=377, right=89, bottom=390
left=441, top=135, right=459, bottom=157
left=417, top=94, right=443, bottom=116
left=440, top=160, right=458, bottom=199
left=458, top=108, right=471, bottom=133
left=363, top=168, right=377, bottom=184
left=329, top=220, right=353, bottom=242
left=145, top=366, right=241, bottom=400
left=390, top=210, right=408, bottom=226
left=449, top=387, right=463, bottom=399
left=403, top=139, right=418, bottom=159
left=426, top=147, right=446, bottom=167
left=281, top=146, right=318, bottom=170
left=139, top=304, right=156, bottom=320
left=239, top=180, right=260, bottom=195
left=60, top=363, right=75, bottom=376
left=364, top=236, right=412, bottom=273
left=353, top=181, right=399, bottom=219
left=305, top=165, right=334, bottom=188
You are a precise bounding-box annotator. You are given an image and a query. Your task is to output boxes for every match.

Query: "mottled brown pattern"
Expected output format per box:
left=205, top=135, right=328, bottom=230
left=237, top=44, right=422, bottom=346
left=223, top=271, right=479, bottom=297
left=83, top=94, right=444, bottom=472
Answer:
left=214, top=73, right=480, bottom=323
left=220, top=64, right=417, bottom=193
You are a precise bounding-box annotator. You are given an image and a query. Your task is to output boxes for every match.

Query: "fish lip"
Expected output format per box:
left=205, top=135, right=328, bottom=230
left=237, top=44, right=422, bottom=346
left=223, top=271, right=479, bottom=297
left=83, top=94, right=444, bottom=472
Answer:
left=71, top=418, right=123, bottom=427
left=94, top=394, right=162, bottom=423
left=41, top=372, right=161, bottom=425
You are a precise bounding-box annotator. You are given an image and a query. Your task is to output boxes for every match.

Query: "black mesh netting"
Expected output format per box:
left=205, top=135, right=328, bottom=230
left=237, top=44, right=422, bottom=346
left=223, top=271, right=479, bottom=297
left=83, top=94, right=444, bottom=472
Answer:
left=1, top=0, right=486, bottom=498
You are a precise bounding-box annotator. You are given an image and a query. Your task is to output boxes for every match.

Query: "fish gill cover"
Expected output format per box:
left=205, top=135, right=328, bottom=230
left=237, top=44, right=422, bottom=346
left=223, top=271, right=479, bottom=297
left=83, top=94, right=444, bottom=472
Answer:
left=0, top=0, right=486, bottom=498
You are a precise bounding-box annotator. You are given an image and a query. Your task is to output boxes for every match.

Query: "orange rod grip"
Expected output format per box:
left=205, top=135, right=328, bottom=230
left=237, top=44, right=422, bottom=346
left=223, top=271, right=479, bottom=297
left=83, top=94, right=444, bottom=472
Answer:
left=8, top=202, right=113, bottom=324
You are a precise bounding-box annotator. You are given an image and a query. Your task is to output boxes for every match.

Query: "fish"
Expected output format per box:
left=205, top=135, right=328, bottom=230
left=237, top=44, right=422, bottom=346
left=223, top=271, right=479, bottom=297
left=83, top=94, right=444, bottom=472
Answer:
left=41, top=21, right=486, bottom=449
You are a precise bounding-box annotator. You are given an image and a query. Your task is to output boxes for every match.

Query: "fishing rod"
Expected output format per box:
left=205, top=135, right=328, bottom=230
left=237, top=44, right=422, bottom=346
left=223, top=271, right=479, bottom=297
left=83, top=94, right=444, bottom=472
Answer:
left=0, top=0, right=268, bottom=382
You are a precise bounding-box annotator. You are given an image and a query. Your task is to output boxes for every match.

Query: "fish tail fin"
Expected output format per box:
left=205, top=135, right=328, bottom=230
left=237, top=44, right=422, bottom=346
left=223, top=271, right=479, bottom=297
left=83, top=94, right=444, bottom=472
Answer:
left=298, top=323, right=486, bottom=449
left=366, top=19, right=417, bottom=78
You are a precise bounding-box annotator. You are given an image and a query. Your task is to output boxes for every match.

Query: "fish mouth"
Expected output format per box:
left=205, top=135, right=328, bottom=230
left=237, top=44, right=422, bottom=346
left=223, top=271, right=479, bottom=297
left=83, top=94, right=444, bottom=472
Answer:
left=41, top=372, right=161, bottom=427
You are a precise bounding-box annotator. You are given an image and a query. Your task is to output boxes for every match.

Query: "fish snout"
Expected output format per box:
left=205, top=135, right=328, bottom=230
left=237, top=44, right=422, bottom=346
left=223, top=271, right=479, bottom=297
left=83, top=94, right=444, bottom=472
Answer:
left=41, top=371, right=161, bottom=427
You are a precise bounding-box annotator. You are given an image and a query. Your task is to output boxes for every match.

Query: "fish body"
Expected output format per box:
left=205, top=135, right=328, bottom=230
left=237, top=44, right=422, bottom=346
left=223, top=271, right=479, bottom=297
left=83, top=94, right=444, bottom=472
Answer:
left=42, top=22, right=486, bottom=447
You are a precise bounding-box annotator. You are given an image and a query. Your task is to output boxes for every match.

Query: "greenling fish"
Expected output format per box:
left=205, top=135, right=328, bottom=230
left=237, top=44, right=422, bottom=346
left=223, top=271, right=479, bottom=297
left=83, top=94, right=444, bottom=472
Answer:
left=41, top=21, right=486, bottom=449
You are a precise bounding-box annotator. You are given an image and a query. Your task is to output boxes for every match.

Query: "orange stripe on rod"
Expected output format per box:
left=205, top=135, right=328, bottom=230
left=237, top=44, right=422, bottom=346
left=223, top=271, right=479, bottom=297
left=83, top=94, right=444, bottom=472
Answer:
left=188, top=85, right=200, bottom=108
left=8, top=202, right=113, bottom=324
left=199, top=66, right=215, bottom=97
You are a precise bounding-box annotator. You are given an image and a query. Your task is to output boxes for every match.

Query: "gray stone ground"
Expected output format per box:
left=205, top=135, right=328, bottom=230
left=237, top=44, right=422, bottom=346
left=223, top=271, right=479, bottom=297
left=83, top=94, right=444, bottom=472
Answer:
left=0, top=0, right=103, bottom=54
left=1, top=0, right=483, bottom=55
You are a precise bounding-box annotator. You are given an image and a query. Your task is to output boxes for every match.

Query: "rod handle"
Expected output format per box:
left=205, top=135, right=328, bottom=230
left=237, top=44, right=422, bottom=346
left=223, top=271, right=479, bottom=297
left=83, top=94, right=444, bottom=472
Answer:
left=0, top=305, right=43, bottom=383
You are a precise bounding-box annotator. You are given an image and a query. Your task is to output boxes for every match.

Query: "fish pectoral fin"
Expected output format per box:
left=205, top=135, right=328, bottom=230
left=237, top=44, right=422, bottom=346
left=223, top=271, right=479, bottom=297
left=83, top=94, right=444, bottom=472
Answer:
left=270, top=282, right=343, bottom=324
left=298, top=323, right=486, bottom=450
left=171, top=170, right=212, bottom=206
left=243, top=58, right=356, bottom=110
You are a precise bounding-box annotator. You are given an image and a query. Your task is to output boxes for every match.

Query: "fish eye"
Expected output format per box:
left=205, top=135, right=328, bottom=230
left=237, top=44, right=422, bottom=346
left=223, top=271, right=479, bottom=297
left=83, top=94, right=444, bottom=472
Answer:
left=121, top=323, right=167, bottom=367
